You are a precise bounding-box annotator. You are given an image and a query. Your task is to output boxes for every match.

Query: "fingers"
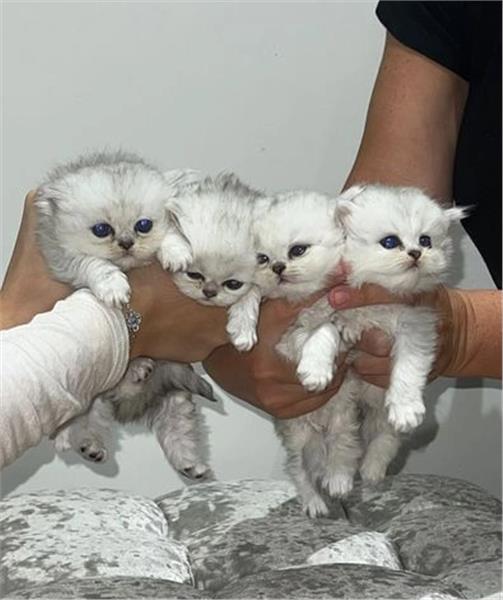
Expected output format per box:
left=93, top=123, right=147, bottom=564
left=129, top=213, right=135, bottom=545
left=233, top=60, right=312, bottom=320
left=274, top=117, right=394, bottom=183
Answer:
left=328, top=282, right=413, bottom=310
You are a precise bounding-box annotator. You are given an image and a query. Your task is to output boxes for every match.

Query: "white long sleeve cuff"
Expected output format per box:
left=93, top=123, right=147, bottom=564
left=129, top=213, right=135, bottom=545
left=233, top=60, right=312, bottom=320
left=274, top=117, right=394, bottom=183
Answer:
left=0, top=290, right=129, bottom=468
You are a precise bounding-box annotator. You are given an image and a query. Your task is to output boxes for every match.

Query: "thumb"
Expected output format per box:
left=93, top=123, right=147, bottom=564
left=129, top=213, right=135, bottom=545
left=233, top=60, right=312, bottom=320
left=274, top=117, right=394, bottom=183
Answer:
left=328, top=283, right=412, bottom=310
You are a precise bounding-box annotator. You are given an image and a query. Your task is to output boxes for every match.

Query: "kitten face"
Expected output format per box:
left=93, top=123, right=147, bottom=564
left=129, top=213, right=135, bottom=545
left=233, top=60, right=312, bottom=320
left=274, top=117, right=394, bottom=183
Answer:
left=253, top=191, right=345, bottom=301
left=340, top=185, right=466, bottom=293
left=169, top=174, right=259, bottom=307
left=173, top=255, right=256, bottom=307
left=37, top=154, right=173, bottom=271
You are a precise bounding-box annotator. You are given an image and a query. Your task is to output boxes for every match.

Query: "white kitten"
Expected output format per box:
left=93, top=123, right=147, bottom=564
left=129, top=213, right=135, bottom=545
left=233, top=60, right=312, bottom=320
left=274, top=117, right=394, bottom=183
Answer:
left=277, top=185, right=465, bottom=514
left=254, top=190, right=353, bottom=517
left=159, top=173, right=264, bottom=351
left=36, top=151, right=184, bottom=306
left=51, top=357, right=215, bottom=480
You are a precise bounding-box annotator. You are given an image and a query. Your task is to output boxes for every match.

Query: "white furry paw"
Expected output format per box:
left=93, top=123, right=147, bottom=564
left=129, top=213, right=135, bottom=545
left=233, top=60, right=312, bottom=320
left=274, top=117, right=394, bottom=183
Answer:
left=322, top=472, right=354, bottom=498
left=386, top=394, right=425, bottom=432
left=360, top=459, right=387, bottom=485
left=78, top=438, right=108, bottom=463
left=92, top=272, right=131, bottom=307
left=179, top=463, right=210, bottom=481
left=129, top=358, right=155, bottom=383
left=296, top=356, right=334, bottom=392
left=228, top=326, right=257, bottom=352
left=52, top=428, right=72, bottom=453
left=158, top=242, right=192, bottom=272
left=303, top=495, right=329, bottom=519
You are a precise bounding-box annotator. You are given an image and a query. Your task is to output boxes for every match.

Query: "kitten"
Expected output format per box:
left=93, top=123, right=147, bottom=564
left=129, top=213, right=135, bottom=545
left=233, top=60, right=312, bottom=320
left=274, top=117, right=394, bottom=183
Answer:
left=276, top=185, right=465, bottom=514
left=52, top=357, right=215, bottom=479
left=159, top=173, right=264, bottom=351
left=35, top=150, right=187, bottom=307
left=254, top=190, right=355, bottom=516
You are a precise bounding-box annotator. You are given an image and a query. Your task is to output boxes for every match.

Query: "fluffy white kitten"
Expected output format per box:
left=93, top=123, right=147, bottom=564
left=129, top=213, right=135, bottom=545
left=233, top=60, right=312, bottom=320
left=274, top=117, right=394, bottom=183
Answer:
left=254, top=190, right=353, bottom=517
left=36, top=150, right=186, bottom=306
left=52, top=357, right=215, bottom=479
left=276, top=185, right=465, bottom=515
left=159, top=173, right=264, bottom=351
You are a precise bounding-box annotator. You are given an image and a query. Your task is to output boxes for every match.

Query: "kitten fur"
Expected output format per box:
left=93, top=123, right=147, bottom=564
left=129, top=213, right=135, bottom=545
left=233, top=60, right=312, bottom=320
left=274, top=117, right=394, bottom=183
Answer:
left=36, top=150, right=187, bottom=307
left=274, top=184, right=465, bottom=515
left=160, top=173, right=264, bottom=351
left=253, top=189, right=352, bottom=516
left=52, top=357, right=215, bottom=479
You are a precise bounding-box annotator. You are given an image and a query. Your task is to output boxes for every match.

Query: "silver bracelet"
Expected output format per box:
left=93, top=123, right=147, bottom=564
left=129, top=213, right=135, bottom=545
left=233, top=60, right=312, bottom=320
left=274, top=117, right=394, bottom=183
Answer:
left=122, top=303, right=143, bottom=339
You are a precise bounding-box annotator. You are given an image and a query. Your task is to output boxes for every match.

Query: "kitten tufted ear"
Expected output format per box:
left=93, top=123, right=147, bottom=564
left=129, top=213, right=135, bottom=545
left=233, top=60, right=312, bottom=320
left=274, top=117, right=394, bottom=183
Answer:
left=338, top=184, right=367, bottom=202
left=444, top=205, right=472, bottom=222
left=34, top=186, right=58, bottom=217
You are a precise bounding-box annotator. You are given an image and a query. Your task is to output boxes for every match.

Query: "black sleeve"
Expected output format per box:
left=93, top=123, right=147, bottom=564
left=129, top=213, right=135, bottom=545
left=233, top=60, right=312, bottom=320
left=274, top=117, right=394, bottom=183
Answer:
left=376, top=1, right=471, bottom=81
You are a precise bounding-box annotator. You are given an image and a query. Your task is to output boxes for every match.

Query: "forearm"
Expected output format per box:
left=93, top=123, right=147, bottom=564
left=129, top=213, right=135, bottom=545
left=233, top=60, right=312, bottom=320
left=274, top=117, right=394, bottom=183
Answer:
left=444, top=289, right=502, bottom=379
left=1, top=291, right=129, bottom=468
left=344, top=34, right=468, bottom=201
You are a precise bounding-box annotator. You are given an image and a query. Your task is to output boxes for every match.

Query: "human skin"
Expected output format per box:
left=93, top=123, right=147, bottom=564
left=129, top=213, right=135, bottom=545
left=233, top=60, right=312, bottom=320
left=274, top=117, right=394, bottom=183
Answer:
left=203, top=33, right=502, bottom=416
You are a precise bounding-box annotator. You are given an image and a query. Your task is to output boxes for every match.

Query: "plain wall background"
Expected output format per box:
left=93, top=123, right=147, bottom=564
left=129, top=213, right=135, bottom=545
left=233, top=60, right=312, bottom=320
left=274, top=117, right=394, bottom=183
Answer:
left=1, top=1, right=501, bottom=499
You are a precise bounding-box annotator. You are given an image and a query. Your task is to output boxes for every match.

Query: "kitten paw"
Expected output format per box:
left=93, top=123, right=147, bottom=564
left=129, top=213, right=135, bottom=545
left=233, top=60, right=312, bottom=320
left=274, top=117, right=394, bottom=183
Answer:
left=303, top=495, right=329, bottom=518
left=52, top=429, right=72, bottom=453
left=129, top=358, right=155, bottom=383
left=228, top=327, right=257, bottom=352
left=93, top=272, right=131, bottom=307
left=322, top=473, right=354, bottom=497
left=360, top=460, right=387, bottom=485
left=158, top=243, right=192, bottom=272
left=296, top=357, right=334, bottom=392
left=179, top=463, right=210, bottom=480
left=79, top=439, right=108, bottom=463
left=386, top=395, right=425, bottom=432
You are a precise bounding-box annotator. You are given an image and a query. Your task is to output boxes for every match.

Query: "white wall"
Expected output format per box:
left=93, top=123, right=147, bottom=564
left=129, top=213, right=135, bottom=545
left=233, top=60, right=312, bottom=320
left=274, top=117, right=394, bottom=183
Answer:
left=2, top=2, right=500, bottom=500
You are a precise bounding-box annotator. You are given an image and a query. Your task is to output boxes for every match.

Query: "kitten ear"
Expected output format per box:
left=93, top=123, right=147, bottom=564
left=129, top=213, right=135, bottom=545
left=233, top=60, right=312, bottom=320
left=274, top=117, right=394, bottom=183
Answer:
left=34, top=186, right=58, bottom=217
left=444, top=205, right=472, bottom=222
left=338, top=184, right=367, bottom=202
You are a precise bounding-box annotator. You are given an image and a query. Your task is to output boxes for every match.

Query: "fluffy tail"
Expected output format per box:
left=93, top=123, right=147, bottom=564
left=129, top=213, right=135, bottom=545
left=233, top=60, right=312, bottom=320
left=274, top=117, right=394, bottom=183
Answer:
left=157, top=361, right=215, bottom=402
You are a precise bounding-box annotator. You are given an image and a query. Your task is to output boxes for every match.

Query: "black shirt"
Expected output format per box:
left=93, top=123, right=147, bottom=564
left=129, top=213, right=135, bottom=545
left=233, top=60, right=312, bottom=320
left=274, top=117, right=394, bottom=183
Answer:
left=376, top=1, right=502, bottom=289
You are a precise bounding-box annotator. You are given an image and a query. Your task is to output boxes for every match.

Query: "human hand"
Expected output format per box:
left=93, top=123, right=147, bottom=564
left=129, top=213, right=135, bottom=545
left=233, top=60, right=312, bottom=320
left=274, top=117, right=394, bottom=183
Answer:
left=204, top=268, right=348, bottom=420
left=327, top=282, right=496, bottom=385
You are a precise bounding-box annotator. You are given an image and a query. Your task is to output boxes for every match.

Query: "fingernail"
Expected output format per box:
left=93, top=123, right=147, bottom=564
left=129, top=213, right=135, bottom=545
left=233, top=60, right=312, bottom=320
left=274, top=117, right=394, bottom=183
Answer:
left=329, top=288, right=350, bottom=307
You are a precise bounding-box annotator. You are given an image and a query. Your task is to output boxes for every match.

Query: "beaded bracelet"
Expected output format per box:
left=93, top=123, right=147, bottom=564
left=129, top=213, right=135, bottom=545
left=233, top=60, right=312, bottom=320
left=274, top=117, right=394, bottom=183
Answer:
left=122, top=303, right=143, bottom=340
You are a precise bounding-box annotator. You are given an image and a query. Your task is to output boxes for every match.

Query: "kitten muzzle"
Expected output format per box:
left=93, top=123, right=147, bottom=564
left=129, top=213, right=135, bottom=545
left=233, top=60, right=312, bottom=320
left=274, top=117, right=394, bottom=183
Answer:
left=118, top=236, right=135, bottom=250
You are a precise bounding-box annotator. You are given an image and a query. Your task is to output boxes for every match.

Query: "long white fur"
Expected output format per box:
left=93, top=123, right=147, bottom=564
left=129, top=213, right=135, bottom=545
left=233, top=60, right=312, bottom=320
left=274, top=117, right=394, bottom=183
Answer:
left=159, top=173, right=264, bottom=351
left=272, top=184, right=465, bottom=516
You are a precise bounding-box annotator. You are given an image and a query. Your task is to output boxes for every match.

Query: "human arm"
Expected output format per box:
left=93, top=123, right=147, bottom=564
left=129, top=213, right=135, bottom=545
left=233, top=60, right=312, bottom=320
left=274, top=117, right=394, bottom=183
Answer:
left=328, top=284, right=502, bottom=388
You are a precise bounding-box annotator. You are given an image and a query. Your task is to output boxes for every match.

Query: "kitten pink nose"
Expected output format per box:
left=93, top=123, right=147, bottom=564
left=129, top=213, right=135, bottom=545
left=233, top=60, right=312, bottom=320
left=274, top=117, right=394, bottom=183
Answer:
left=118, top=238, right=134, bottom=250
left=203, top=287, right=217, bottom=299
left=408, top=249, right=422, bottom=260
left=272, top=262, right=286, bottom=275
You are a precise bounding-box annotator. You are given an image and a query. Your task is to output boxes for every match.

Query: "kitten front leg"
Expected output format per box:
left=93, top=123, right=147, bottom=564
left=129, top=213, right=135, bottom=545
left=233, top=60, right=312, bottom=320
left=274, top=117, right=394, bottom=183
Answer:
left=226, top=285, right=261, bottom=351
left=53, top=252, right=131, bottom=307
left=296, top=322, right=342, bottom=392
left=151, top=391, right=210, bottom=480
left=157, top=230, right=193, bottom=272
left=385, top=307, right=437, bottom=432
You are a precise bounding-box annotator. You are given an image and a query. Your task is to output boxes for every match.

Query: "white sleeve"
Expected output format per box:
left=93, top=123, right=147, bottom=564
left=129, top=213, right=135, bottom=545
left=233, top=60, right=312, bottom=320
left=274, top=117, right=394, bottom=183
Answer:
left=0, top=290, right=129, bottom=468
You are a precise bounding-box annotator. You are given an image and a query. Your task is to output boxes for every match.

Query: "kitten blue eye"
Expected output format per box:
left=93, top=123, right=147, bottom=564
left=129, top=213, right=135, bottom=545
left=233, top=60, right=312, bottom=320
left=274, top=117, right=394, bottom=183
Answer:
left=134, top=219, right=153, bottom=234
left=186, top=272, right=204, bottom=281
left=288, top=244, right=310, bottom=259
left=379, top=235, right=401, bottom=249
left=419, top=235, right=432, bottom=248
left=257, top=253, right=269, bottom=265
left=223, top=279, right=243, bottom=290
left=91, top=223, right=114, bottom=238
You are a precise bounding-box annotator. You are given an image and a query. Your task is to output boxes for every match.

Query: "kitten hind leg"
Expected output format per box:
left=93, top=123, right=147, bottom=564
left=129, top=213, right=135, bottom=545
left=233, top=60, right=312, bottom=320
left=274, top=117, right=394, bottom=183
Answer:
left=150, top=391, right=210, bottom=480
left=52, top=397, right=115, bottom=463
left=360, top=387, right=401, bottom=483
left=276, top=419, right=328, bottom=518
left=321, top=393, right=362, bottom=498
